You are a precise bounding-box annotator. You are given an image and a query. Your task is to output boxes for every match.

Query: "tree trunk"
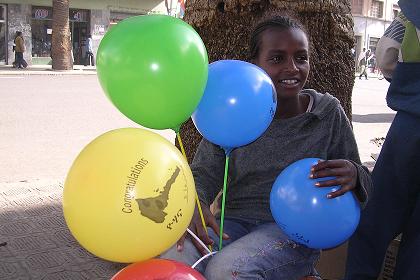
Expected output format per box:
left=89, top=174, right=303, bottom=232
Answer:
left=178, top=0, right=355, bottom=163
left=52, top=0, right=72, bottom=70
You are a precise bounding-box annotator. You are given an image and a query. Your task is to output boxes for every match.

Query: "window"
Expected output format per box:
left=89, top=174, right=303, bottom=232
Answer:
left=351, top=0, right=364, bottom=15
left=369, top=37, right=380, bottom=54
left=370, top=0, right=384, bottom=18
left=110, top=11, right=142, bottom=25
left=31, top=6, right=53, bottom=58
left=0, top=5, right=5, bottom=21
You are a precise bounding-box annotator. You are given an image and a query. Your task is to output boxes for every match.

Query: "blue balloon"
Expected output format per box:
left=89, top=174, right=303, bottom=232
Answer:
left=270, top=158, right=361, bottom=249
left=192, top=60, right=277, bottom=152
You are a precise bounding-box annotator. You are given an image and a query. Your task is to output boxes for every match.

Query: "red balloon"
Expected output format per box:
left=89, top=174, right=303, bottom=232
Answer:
left=112, top=259, right=206, bottom=280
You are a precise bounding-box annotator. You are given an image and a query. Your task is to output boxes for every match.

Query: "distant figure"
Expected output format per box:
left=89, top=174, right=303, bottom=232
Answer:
left=14, top=31, right=27, bottom=69
left=84, top=34, right=94, bottom=66
left=358, top=49, right=371, bottom=80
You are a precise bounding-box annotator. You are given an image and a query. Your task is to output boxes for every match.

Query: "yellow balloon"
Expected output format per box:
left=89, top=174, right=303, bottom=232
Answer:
left=63, top=128, right=196, bottom=263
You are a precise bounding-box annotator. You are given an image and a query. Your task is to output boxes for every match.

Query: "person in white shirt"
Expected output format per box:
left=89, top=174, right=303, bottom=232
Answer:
left=84, top=34, right=94, bottom=66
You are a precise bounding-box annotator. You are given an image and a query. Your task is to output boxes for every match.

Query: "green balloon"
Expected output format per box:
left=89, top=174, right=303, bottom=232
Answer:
left=97, top=15, right=208, bottom=130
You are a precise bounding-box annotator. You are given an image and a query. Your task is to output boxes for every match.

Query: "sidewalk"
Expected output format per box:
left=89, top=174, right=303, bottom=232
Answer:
left=0, top=65, right=97, bottom=75
left=354, top=70, right=384, bottom=80
left=0, top=180, right=124, bottom=280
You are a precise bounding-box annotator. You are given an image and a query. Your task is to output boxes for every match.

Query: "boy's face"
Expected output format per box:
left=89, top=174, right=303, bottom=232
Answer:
left=254, top=27, right=310, bottom=99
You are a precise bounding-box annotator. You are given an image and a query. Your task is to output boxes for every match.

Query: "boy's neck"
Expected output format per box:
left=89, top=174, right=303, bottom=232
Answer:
left=275, top=94, right=309, bottom=119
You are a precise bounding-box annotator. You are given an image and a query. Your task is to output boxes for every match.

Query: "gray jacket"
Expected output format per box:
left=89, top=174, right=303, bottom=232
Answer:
left=192, top=89, right=372, bottom=222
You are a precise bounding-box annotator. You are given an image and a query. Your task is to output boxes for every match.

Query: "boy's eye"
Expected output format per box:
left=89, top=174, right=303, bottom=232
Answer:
left=296, top=55, right=308, bottom=62
left=270, top=56, right=283, bottom=63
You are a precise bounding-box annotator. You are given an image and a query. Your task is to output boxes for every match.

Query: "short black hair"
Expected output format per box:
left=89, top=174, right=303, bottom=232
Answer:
left=249, top=15, right=306, bottom=60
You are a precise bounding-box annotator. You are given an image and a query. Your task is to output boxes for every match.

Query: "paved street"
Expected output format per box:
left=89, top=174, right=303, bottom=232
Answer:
left=0, top=73, right=394, bottom=279
left=351, top=77, right=395, bottom=164
left=0, top=75, right=175, bottom=183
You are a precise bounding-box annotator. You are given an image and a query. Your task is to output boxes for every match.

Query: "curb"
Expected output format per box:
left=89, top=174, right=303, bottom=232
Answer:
left=0, top=71, right=97, bottom=76
left=0, top=65, right=97, bottom=76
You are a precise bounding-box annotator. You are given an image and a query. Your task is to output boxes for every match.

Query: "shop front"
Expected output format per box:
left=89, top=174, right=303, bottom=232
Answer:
left=31, top=6, right=90, bottom=65
left=4, top=1, right=163, bottom=66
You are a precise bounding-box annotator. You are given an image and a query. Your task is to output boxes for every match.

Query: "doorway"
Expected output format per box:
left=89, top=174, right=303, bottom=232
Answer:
left=0, top=5, right=6, bottom=65
left=69, top=9, right=90, bottom=65
left=71, top=21, right=89, bottom=65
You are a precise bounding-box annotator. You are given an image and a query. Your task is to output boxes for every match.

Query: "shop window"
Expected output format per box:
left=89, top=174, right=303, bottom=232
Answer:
left=351, top=0, right=364, bottom=15
left=0, top=5, right=5, bottom=21
left=110, top=11, right=142, bottom=24
left=31, top=6, right=53, bottom=58
left=370, top=0, right=384, bottom=18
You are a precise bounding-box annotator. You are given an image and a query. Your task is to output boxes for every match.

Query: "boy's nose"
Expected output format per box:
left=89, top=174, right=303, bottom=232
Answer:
left=285, top=57, right=299, bottom=72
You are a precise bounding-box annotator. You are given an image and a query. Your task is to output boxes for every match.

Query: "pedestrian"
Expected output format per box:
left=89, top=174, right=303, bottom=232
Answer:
left=357, top=47, right=366, bottom=71
left=14, top=31, right=27, bottom=69
left=160, top=15, right=372, bottom=280
left=344, top=0, right=420, bottom=279
left=12, top=41, right=17, bottom=68
left=358, top=48, right=370, bottom=80
left=84, top=34, right=94, bottom=66
left=368, top=52, right=376, bottom=73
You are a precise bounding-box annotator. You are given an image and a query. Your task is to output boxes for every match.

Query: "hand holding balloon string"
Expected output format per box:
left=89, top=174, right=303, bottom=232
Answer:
left=310, top=159, right=358, bottom=199
left=177, top=203, right=229, bottom=256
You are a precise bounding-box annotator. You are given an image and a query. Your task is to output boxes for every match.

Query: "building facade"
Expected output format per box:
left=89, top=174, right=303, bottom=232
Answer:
left=351, top=0, right=400, bottom=60
left=0, top=0, right=165, bottom=65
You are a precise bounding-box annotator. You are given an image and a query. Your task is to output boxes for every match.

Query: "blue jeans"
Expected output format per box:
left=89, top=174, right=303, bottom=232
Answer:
left=160, top=218, right=320, bottom=279
left=345, top=112, right=420, bottom=280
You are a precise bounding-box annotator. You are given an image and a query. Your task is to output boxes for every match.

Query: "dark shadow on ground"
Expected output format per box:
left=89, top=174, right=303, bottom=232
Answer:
left=352, top=113, right=395, bottom=123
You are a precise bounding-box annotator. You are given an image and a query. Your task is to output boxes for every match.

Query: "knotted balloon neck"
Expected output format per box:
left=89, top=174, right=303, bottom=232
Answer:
left=223, top=147, right=233, bottom=156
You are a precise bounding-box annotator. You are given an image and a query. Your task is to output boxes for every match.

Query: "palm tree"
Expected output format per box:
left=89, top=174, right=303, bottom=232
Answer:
left=52, top=0, right=72, bottom=70
left=178, top=0, right=355, bottom=162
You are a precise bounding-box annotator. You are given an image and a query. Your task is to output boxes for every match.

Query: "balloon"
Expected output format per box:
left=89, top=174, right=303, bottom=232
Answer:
left=97, top=15, right=208, bottom=130
left=63, top=128, right=196, bottom=263
left=192, top=60, right=277, bottom=151
left=270, top=158, right=360, bottom=249
left=112, top=259, right=205, bottom=280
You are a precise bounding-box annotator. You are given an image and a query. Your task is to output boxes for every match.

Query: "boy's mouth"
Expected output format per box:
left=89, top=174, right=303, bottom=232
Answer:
left=280, top=79, right=299, bottom=85
left=279, top=79, right=301, bottom=88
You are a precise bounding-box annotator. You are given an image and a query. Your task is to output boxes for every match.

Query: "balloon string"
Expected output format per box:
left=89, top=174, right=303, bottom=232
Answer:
left=191, top=251, right=218, bottom=269
left=176, top=132, right=212, bottom=252
left=176, top=132, right=187, bottom=159
left=219, top=155, right=230, bottom=250
left=187, top=228, right=211, bottom=254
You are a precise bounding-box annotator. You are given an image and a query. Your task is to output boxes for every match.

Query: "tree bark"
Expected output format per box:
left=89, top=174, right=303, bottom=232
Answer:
left=52, top=0, right=73, bottom=70
left=177, top=0, right=355, bottom=163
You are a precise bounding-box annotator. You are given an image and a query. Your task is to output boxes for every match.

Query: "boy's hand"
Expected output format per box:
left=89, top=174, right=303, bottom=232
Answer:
left=176, top=203, right=229, bottom=256
left=310, top=159, right=357, bottom=199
